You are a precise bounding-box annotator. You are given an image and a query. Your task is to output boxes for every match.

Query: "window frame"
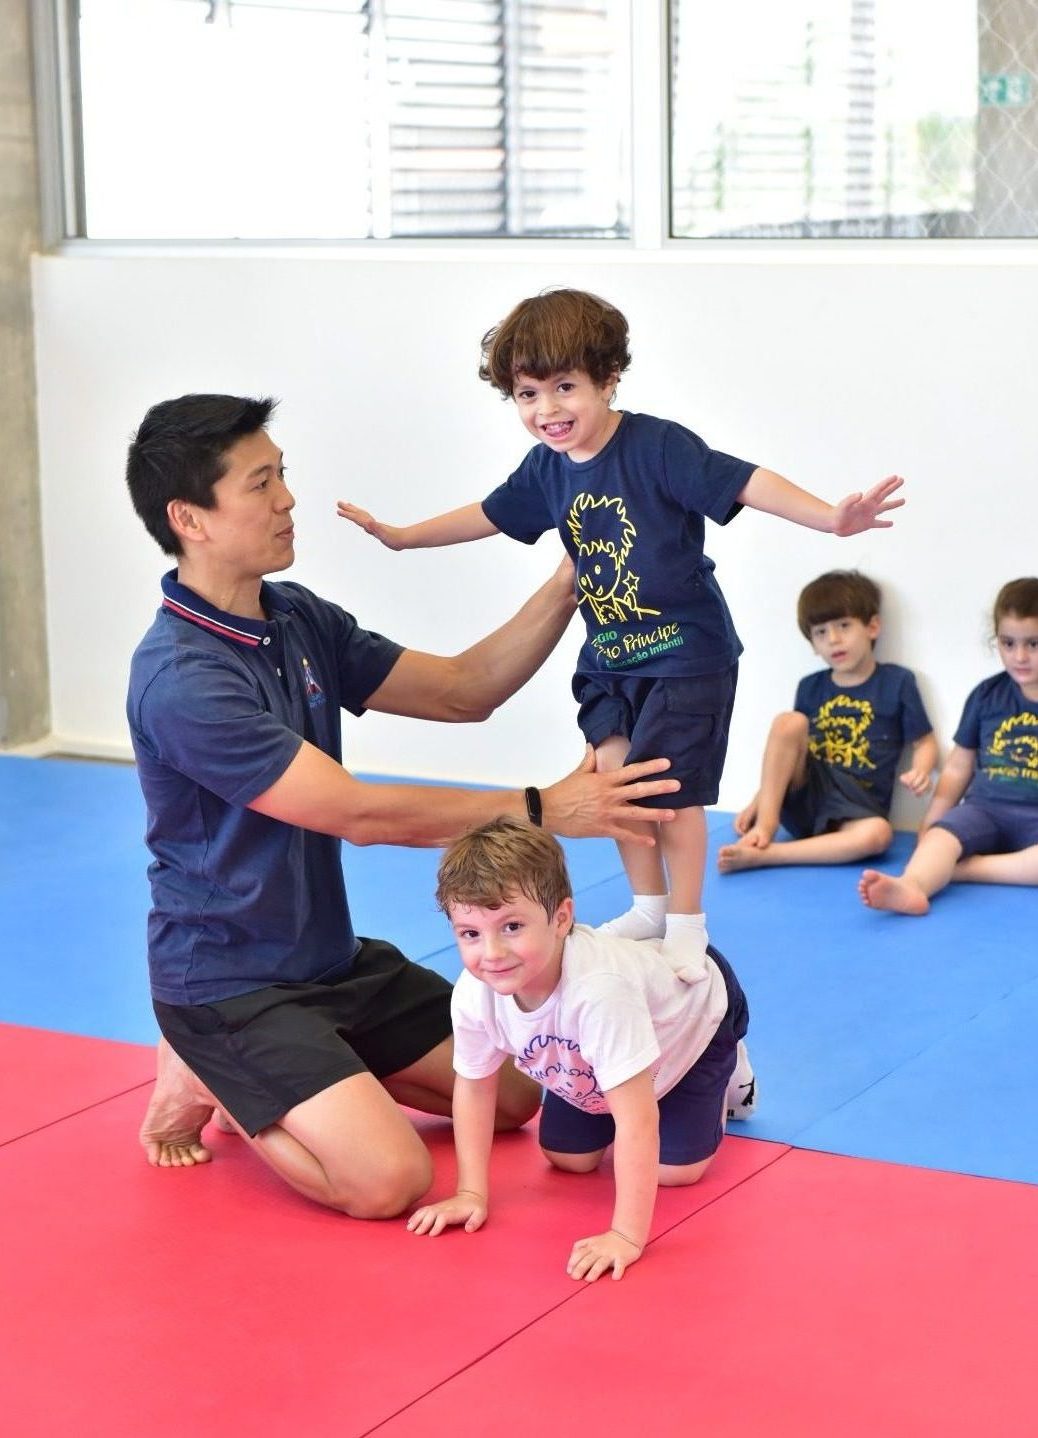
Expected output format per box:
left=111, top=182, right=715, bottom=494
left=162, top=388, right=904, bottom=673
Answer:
left=32, top=0, right=647, bottom=251
left=31, top=0, right=1038, bottom=255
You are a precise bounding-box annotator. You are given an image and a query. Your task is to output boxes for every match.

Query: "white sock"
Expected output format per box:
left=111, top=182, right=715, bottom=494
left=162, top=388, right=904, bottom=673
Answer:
left=597, top=893, right=668, bottom=940
left=661, top=912, right=710, bottom=983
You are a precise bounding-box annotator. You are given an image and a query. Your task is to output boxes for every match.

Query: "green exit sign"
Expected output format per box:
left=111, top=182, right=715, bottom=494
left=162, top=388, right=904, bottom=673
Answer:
left=980, top=73, right=1032, bottom=107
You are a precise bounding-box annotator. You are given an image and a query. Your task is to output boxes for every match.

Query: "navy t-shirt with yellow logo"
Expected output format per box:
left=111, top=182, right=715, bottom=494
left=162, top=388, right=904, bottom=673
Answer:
left=955, top=672, right=1038, bottom=805
left=794, top=663, right=932, bottom=814
left=482, top=411, right=755, bottom=679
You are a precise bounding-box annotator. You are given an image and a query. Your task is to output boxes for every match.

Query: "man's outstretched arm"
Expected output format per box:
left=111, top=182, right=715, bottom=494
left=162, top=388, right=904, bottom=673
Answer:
left=363, top=553, right=577, bottom=723
left=248, top=742, right=677, bottom=850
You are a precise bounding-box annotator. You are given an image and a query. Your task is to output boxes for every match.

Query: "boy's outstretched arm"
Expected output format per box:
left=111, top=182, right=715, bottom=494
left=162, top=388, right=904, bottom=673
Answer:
left=567, top=1070, right=658, bottom=1283
left=899, top=732, right=940, bottom=798
left=406, top=1072, right=499, bottom=1236
left=337, top=499, right=499, bottom=551
left=738, top=469, right=905, bottom=537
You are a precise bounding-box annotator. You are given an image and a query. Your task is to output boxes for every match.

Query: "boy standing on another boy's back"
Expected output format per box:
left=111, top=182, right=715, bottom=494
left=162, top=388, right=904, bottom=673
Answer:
left=718, top=571, right=937, bottom=873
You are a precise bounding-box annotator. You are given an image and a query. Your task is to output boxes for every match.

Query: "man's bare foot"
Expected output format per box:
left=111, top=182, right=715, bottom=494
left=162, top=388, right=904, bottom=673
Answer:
left=858, top=869, right=930, bottom=915
left=718, top=842, right=771, bottom=873
left=139, top=1039, right=216, bottom=1167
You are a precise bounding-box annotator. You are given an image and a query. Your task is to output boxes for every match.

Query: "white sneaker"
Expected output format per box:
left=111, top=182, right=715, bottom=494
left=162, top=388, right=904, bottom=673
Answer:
left=725, top=1040, right=757, bottom=1121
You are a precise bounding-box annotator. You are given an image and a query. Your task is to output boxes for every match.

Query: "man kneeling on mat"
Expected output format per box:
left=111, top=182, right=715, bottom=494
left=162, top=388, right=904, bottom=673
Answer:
left=125, top=393, right=679, bottom=1217
left=408, top=817, right=754, bottom=1280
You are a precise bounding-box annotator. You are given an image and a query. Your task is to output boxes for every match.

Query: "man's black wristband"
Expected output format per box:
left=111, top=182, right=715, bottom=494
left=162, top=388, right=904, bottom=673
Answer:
left=524, top=786, right=543, bottom=827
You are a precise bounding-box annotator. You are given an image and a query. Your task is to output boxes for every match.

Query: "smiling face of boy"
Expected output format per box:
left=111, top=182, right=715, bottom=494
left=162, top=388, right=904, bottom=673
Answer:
left=511, top=370, right=620, bottom=463
left=448, top=892, right=574, bottom=1012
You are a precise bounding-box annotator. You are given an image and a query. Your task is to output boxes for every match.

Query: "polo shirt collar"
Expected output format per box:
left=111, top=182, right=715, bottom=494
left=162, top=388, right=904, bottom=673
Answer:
left=161, top=569, right=290, bottom=648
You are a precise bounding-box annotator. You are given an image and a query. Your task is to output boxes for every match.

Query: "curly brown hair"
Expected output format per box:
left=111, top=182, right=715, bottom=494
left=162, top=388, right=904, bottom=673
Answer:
left=479, top=288, right=632, bottom=397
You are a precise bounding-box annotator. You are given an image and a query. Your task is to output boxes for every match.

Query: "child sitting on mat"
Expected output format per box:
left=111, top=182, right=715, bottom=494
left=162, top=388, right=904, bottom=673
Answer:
left=338, top=288, right=903, bottom=980
left=406, top=816, right=754, bottom=1283
left=860, top=577, right=1038, bottom=914
left=718, top=570, right=937, bottom=874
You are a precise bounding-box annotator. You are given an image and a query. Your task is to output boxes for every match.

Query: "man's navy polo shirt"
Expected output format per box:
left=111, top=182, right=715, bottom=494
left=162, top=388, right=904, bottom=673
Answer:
left=127, top=572, right=402, bottom=1005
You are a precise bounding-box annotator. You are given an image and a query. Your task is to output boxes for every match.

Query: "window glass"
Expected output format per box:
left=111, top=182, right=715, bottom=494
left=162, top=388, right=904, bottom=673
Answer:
left=670, top=0, right=1038, bottom=238
left=75, top=0, right=630, bottom=240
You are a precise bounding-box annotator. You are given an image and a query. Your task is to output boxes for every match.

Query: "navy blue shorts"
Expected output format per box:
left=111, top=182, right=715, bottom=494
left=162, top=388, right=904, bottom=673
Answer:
left=780, top=751, right=887, bottom=839
left=153, top=938, right=453, bottom=1137
left=537, top=947, right=749, bottom=1166
left=572, top=665, right=738, bottom=808
left=933, top=797, right=1038, bottom=859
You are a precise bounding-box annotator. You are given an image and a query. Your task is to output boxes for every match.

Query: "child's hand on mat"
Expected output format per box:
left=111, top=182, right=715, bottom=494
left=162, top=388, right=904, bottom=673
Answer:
left=831, top=475, right=905, bottom=536
left=567, top=1229, right=643, bottom=1283
left=899, top=765, right=933, bottom=797
left=407, top=1191, right=487, bottom=1237
left=336, top=501, right=408, bottom=551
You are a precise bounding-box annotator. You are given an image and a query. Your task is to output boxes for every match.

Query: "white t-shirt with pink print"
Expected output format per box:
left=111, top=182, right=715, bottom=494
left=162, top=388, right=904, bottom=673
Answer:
left=450, top=923, right=730, bottom=1112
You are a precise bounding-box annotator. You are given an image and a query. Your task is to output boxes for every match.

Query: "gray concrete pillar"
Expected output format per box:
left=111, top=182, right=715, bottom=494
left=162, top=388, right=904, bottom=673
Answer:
left=0, top=0, right=49, bottom=744
left=976, top=0, right=1038, bottom=234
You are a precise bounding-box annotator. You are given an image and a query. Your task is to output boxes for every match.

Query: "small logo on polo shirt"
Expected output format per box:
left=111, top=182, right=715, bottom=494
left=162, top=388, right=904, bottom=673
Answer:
left=301, top=656, right=325, bottom=709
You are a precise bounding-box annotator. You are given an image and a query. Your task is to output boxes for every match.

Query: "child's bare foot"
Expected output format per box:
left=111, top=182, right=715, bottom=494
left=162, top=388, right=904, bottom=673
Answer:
left=139, top=1039, right=216, bottom=1167
left=717, top=838, right=772, bottom=872
left=858, top=869, right=930, bottom=915
left=736, top=822, right=776, bottom=850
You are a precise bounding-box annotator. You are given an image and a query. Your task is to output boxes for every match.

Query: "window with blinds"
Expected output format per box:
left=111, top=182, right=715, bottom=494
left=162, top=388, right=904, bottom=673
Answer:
left=72, top=0, right=630, bottom=240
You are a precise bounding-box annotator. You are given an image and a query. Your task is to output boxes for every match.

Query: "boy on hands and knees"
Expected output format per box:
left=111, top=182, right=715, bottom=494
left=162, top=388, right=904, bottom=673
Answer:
left=126, top=394, right=680, bottom=1218
left=340, top=288, right=903, bottom=981
left=718, top=571, right=937, bottom=874
left=407, top=817, right=753, bottom=1282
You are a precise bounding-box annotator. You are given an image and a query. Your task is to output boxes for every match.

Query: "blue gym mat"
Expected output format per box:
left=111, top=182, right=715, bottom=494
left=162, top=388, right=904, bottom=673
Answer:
left=2, top=754, right=1035, bottom=1184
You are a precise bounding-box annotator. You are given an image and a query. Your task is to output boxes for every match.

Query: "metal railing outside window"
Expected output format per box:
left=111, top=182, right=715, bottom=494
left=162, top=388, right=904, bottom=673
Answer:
left=669, top=0, right=1038, bottom=238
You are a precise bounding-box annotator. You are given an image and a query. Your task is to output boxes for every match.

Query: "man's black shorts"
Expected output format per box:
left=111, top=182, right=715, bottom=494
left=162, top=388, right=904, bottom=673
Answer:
left=153, top=938, right=453, bottom=1137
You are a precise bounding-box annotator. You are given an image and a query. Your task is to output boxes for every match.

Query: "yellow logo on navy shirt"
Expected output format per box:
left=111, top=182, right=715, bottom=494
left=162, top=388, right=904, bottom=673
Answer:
left=986, top=711, right=1038, bottom=785
left=809, top=695, right=876, bottom=772
left=566, top=493, right=661, bottom=626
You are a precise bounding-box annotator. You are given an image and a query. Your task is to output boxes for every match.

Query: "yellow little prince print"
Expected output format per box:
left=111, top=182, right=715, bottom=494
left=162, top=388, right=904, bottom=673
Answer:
left=809, top=695, right=877, bottom=776
left=567, top=493, right=661, bottom=626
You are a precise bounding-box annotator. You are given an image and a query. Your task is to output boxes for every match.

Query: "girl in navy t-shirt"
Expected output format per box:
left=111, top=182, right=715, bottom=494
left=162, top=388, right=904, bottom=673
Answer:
left=861, top=577, right=1038, bottom=915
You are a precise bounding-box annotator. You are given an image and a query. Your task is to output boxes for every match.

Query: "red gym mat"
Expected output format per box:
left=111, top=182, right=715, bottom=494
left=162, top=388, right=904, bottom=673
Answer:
left=0, top=1023, right=154, bottom=1145
left=0, top=1078, right=782, bottom=1438
left=375, top=1146, right=1038, bottom=1438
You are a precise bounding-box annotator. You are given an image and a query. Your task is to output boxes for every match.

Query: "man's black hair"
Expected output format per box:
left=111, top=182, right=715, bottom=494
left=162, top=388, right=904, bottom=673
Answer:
left=126, top=393, right=277, bottom=555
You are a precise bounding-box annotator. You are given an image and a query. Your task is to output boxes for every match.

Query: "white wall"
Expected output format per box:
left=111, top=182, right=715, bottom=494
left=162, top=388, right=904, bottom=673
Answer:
left=31, top=249, right=1036, bottom=820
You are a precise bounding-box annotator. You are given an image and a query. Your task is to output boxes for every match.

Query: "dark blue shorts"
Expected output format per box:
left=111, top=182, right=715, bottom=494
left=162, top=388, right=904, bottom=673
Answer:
left=572, top=665, right=738, bottom=808
left=780, top=751, right=887, bottom=839
left=933, top=797, right=1038, bottom=859
left=537, top=947, right=749, bottom=1166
